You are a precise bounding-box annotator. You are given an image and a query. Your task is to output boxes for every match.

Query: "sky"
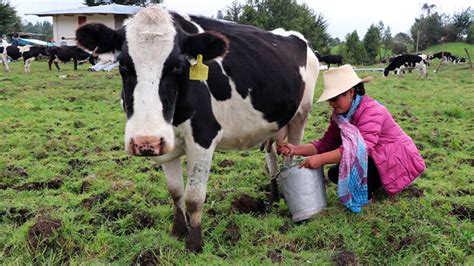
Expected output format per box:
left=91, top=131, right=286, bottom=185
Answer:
left=10, top=0, right=473, bottom=39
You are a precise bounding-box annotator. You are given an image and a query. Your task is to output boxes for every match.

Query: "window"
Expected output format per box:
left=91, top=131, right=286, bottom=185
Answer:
left=78, top=16, right=87, bottom=25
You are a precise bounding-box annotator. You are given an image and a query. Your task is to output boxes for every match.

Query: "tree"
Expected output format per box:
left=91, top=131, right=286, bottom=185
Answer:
left=380, top=24, right=393, bottom=60
left=218, top=0, right=243, bottom=22
left=451, top=7, right=472, bottom=41
left=84, top=0, right=162, bottom=6
left=343, top=31, right=367, bottom=65
left=392, top=32, right=412, bottom=54
left=223, top=0, right=330, bottom=53
left=22, top=21, right=53, bottom=40
left=410, top=3, right=444, bottom=50
left=0, top=1, right=22, bottom=34
left=467, top=23, right=474, bottom=44
left=363, top=24, right=381, bottom=64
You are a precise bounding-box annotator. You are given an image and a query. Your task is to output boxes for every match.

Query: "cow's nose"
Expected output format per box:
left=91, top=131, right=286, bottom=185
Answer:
left=130, top=136, right=164, bottom=156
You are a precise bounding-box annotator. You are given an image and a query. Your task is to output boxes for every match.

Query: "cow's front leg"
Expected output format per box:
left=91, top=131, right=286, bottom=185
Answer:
left=184, top=148, right=214, bottom=252
left=163, top=158, right=187, bottom=239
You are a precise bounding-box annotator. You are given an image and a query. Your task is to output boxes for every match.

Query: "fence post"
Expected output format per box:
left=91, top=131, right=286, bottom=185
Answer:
left=464, top=48, right=473, bottom=70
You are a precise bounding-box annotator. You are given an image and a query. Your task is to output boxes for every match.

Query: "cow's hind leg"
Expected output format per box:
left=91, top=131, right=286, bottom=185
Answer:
left=264, top=137, right=281, bottom=202
left=1, top=54, right=10, bottom=72
left=163, top=158, right=188, bottom=239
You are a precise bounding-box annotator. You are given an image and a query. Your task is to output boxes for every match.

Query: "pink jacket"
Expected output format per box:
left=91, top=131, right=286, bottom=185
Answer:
left=312, top=96, right=425, bottom=195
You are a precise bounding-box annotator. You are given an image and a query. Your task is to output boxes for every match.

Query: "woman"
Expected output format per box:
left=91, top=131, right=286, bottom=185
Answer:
left=278, top=64, right=425, bottom=212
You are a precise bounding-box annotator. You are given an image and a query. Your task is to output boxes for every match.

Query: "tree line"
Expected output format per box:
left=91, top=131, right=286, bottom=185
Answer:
left=1, top=0, right=472, bottom=65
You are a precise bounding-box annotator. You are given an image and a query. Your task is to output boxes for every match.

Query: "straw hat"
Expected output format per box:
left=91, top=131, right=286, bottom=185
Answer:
left=317, top=64, right=373, bottom=102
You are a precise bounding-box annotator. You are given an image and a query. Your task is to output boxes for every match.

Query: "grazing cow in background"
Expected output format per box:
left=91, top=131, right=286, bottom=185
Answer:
left=47, top=45, right=96, bottom=70
left=429, top=51, right=452, bottom=61
left=383, top=54, right=427, bottom=79
left=0, top=44, right=48, bottom=73
left=319, top=54, right=342, bottom=68
left=76, top=6, right=319, bottom=252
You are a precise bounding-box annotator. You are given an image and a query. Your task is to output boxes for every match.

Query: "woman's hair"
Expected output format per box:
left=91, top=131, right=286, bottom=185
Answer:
left=353, top=82, right=365, bottom=98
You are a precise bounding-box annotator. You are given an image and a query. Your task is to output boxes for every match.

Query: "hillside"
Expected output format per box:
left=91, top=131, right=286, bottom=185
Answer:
left=423, top=42, right=474, bottom=57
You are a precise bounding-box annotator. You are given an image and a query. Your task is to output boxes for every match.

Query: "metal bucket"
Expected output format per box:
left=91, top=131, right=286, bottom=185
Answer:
left=277, top=164, right=327, bottom=222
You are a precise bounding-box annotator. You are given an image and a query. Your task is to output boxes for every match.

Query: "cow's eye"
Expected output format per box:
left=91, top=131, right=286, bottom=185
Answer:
left=171, top=63, right=185, bottom=75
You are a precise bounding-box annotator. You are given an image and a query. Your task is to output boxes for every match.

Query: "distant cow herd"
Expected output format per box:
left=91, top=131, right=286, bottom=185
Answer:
left=0, top=41, right=467, bottom=79
left=1, top=44, right=96, bottom=72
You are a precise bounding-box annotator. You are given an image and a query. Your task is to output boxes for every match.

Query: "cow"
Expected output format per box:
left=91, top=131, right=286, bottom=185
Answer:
left=0, top=44, right=48, bottom=73
left=429, top=51, right=452, bottom=61
left=319, top=54, right=342, bottom=68
left=76, top=6, right=319, bottom=252
left=47, top=45, right=96, bottom=71
left=383, top=54, right=427, bottom=79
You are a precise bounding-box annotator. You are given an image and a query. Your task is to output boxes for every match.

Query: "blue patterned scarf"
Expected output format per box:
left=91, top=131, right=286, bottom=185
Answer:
left=332, top=94, right=368, bottom=212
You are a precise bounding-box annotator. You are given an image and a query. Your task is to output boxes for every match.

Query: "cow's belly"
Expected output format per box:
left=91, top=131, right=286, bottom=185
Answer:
left=211, top=89, right=280, bottom=150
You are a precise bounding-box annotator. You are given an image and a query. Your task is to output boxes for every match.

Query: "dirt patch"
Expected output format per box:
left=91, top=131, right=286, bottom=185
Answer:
left=400, top=186, right=424, bottom=198
left=100, top=206, right=130, bottom=220
left=131, top=249, right=161, bottom=266
left=278, top=223, right=292, bottom=234
left=73, top=120, right=86, bottom=128
left=331, top=236, right=345, bottom=250
left=79, top=180, right=92, bottom=194
left=455, top=189, right=472, bottom=196
left=15, top=178, right=63, bottom=191
left=7, top=208, right=33, bottom=226
left=5, top=165, right=29, bottom=177
left=267, top=249, right=284, bottom=263
left=231, top=193, right=267, bottom=214
left=68, top=96, right=77, bottom=102
left=282, top=241, right=299, bottom=253
left=387, top=235, right=417, bottom=251
left=207, top=208, right=218, bottom=217
left=458, top=158, right=474, bottom=167
left=224, top=222, right=240, bottom=246
left=332, top=249, right=357, bottom=266
left=27, top=216, right=62, bottom=250
left=133, top=211, right=155, bottom=229
left=68, top=158, right=89, bottom=170
left=218, top=159, right=235, bottom=168
left=81, top=192, right=109, bottom=209
left=398, top=236, right=417, bottom=250
left=450, top=204, right=473, bottom=221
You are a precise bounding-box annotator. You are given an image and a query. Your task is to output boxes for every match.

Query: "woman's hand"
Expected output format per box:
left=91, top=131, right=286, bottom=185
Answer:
left=299, top=155, right=324, bottom=169
left=277, top=143, right=296, bottom=156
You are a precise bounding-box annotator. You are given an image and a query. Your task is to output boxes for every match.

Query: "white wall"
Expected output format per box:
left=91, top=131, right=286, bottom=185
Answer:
left=53, top=14, right=115, bottom=46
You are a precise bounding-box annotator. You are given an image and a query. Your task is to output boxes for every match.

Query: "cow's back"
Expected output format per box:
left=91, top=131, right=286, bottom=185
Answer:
left=178, top=15, right=317, bottom=148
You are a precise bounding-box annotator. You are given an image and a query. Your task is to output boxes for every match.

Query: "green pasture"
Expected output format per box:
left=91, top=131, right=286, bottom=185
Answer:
left=0, top=59, right=472, bottom=265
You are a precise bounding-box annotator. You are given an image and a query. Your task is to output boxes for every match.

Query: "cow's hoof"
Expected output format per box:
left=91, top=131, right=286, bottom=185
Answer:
left=185, top=225, right=203, bottom=253
left=171, top=211, right=188, bottom=239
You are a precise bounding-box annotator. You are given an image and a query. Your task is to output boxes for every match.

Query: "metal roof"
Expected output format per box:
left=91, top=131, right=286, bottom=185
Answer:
left=26, top=3, right=142, bottom=17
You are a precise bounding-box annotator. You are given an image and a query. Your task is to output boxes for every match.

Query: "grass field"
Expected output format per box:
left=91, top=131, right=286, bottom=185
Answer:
left=1, top=60, right=473, bottom=265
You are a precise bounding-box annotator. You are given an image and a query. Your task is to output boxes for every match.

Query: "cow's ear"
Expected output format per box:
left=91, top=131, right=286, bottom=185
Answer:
left=76, top=23, right=124, bottom=54
left=182, top=31, right=228, bottom=61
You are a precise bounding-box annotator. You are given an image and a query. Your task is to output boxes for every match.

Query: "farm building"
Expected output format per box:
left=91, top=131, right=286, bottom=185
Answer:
left=26, top=4, right=141, bottom=46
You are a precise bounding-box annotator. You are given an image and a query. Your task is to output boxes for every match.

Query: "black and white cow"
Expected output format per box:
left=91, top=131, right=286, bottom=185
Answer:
left=383, top=54, right=427, bottom=79
left=429, top=51, right=452, bottom=61
left=47, top=45, right=96, bottom=70
left=76, top=6, right=319, bottom=252
left=319, top=54, right=342, bottom=68
left=0, top=44, right=48, bottom=73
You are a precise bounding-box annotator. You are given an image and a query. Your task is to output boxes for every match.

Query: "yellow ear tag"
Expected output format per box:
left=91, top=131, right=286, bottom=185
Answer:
left=189, top=54, right=209, bottom=81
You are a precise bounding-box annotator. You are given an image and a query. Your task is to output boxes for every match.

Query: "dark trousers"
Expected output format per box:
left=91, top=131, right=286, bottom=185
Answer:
left=327, top=157, right=382, bottom=199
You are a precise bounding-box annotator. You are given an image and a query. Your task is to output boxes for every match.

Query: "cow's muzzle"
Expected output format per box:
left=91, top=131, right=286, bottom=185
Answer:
left=129, top=136, right=164, bottom=156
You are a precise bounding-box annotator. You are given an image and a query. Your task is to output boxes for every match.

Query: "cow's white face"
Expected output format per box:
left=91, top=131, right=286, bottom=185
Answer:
left=121, top=7, right=178, bottom=156
left=76, top=6, right=228, bottom=157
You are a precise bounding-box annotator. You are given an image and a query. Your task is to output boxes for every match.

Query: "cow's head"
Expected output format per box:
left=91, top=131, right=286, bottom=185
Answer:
left=76, top=6, right=228, bottom=156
